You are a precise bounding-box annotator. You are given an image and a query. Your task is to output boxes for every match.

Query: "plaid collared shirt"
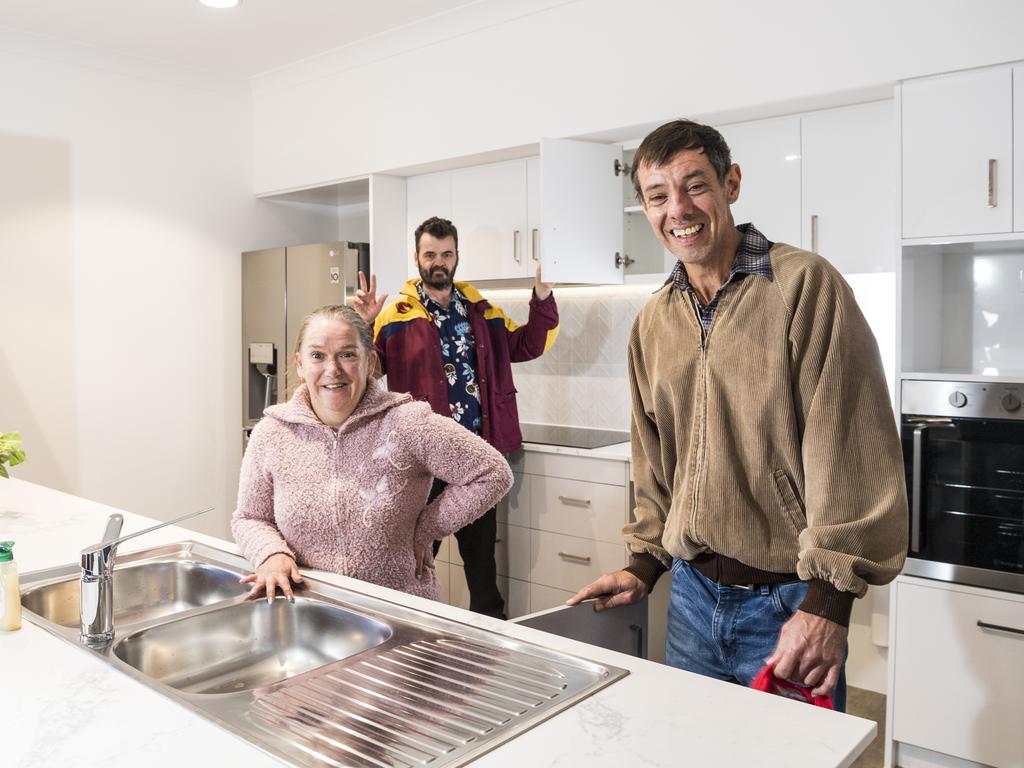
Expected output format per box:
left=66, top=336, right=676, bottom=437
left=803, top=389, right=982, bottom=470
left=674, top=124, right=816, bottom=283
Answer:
left=666, top=223, right=774, bottom=333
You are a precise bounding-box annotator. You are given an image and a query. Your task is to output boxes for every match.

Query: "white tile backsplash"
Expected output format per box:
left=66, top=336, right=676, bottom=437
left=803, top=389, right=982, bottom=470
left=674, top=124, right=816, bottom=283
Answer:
left=483, top=284, right=660, bottom=431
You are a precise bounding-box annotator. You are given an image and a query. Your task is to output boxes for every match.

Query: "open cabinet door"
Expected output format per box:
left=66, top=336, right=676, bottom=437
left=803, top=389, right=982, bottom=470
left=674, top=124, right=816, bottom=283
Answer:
left=539, top=138, right=624, bottom=285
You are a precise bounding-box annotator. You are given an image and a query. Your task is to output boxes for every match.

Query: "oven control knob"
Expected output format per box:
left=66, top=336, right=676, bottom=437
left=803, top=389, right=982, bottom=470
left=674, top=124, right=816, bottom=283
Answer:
left=948, top=391, right=968, bottom=408
left=1002, top=392, right=1022, bottom=412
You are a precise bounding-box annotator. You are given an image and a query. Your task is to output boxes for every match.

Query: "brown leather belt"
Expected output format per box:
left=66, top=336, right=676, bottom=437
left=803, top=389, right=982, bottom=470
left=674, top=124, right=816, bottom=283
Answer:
left=689, top=551, right=798, bottom=588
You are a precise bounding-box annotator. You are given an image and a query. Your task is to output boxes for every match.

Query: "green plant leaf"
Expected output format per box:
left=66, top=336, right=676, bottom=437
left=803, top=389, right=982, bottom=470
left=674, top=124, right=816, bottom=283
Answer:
left=0, top=465, right=8, bottom=479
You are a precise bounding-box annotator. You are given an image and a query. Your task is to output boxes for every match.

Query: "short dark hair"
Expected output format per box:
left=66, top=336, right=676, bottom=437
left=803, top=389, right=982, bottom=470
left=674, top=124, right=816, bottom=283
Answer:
left=631, top=119, right=733, bottom=202
left=414, top=216, right=459, bottom=253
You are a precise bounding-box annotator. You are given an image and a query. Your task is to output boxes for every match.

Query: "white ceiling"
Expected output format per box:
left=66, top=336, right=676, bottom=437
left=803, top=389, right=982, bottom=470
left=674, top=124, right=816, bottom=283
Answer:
left=0, top=0, right=476, bottom=78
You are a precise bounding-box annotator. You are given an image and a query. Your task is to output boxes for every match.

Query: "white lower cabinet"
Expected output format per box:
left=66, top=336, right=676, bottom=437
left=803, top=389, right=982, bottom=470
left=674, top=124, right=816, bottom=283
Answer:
left=890, top=578, right=1024, bottom=768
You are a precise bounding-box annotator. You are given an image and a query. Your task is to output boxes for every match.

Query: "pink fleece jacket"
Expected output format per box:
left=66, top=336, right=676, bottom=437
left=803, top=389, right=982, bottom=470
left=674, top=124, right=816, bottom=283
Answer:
left=232, top=380, right=513, bottom=600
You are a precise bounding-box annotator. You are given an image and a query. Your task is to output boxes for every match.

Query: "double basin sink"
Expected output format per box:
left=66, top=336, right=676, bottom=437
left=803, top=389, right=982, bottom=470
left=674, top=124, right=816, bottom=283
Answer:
left=21, top=541, right=626, bottom=767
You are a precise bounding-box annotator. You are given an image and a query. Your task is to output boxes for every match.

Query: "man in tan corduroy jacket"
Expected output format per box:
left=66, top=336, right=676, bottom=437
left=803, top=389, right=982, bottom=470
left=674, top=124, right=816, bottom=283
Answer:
left=568, top=119, right=907, bottom=712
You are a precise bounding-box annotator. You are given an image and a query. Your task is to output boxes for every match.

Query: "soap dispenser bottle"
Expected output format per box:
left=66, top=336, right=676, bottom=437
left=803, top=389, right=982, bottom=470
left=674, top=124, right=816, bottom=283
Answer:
left=0, top=540, right=21, bottom=631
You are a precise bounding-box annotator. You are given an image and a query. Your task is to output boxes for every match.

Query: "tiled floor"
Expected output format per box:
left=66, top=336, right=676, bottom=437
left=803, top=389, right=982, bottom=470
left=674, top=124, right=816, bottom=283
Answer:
left=847, top=686, right=886, bottom=768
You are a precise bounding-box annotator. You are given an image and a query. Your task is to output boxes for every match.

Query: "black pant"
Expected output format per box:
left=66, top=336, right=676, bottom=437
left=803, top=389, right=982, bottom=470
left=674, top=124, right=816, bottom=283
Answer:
left=429, top=479, right=506, bottom=619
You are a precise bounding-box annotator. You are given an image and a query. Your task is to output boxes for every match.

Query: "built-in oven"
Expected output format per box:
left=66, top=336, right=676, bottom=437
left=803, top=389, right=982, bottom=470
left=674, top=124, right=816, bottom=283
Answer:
left=902, top=379, right=1024, bottom=594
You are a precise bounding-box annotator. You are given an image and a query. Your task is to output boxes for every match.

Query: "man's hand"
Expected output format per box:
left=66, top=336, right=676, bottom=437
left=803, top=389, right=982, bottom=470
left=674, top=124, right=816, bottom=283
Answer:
left=566, top=570, right=648, bottom=612
left=353, top=271, right=389, bottom=325
left=766, top=610, right=848, bottom=698
left=533, top=264, right=553, bottom=301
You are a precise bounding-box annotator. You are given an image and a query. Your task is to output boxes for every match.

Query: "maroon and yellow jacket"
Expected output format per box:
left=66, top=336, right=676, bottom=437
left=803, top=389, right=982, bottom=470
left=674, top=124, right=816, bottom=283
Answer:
left=372, top=279, right=559, bottom=453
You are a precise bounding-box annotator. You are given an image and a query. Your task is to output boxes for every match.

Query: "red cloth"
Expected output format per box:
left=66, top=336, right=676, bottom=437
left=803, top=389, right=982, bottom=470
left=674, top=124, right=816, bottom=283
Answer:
left=750, top=664, right=833, bottom=709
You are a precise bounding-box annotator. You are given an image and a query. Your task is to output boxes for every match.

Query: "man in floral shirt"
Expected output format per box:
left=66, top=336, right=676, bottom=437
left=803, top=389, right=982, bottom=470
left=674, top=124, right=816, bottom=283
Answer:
left=355, top=217, right=559, bottom=618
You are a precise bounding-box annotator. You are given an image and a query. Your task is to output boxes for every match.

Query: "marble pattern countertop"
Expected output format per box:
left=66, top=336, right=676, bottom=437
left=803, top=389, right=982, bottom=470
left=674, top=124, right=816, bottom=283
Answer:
left=0, top=479, right=874, bottom=767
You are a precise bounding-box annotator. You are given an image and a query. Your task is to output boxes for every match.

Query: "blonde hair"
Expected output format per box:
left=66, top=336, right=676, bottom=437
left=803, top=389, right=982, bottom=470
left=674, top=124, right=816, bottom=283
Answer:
left=288, top=305, right=377, bottom=395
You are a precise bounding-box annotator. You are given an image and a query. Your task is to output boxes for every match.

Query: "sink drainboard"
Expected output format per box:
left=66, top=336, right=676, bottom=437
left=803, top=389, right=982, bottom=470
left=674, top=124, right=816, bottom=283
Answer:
left=248, top=637, right=579, bottom=767
left=20, top=541, right=628, bottom=768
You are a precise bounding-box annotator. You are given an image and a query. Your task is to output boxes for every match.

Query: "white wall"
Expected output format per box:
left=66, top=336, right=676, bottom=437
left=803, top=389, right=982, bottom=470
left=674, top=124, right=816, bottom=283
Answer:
left=252, top=0, right=1024, bottom=194
left=0, top=33, right=339, bottom=538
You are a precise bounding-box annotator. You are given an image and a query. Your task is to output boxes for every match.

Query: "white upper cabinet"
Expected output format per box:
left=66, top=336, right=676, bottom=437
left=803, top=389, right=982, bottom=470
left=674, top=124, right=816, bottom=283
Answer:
left=538, top=138, right=624, bottom=285
left=901, top=67, right=1013, bottom=239
left=403, top=139, right=624, bottom=285
left=406, top=170, right=452, bottom=279
left=450, top=159, right=530, bottom=282
left=718, top=116, right=802, bottom=248
left=801, top=101, right=896, bottom=273
left=1014, top=65, right=1024, bottom=233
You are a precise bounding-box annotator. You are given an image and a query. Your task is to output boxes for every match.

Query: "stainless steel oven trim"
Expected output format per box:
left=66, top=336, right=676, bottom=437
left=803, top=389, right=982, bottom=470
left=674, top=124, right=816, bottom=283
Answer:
left=904, top=557, right=1024, bottom=595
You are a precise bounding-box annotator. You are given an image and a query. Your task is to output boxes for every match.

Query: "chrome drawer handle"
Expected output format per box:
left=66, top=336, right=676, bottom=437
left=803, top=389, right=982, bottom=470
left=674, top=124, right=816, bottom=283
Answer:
left=987, top=158, right=998, bottom=208
left=558, top=551, right=591, bottom=564
left=558, top=495, right=591, bottom=507
left=978, top=620, right=1024, bottom=637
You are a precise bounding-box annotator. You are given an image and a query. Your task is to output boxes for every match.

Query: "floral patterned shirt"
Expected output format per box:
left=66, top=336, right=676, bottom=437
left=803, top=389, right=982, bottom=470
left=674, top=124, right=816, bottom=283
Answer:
left=417, top=282, right=482, bottom=433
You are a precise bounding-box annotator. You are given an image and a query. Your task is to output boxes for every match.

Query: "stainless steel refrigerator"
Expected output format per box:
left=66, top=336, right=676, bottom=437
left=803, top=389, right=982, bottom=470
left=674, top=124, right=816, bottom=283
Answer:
left=242, top=241, right=369, bottom=447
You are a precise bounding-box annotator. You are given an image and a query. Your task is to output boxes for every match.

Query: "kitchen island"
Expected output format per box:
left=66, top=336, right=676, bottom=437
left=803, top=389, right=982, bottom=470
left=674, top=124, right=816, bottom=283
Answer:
left=0, top=479, right=875, bottom=767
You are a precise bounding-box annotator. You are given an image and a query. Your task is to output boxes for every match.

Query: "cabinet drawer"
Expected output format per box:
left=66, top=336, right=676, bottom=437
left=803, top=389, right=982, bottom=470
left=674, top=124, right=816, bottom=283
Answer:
left=893, top=580, right=1024, bottom=767
left=530, top=530, right=627, bottom=592
left=531, top=475, right=626, bottom=544
left=497, top=471, right=530, bottom=528
left=435, top=535, right=451, bottom=564
left=497, top=523, right=530, bottom=581
left=529, top=582, right=576, bottom=614
left=448, top=569, right=529, bottom=619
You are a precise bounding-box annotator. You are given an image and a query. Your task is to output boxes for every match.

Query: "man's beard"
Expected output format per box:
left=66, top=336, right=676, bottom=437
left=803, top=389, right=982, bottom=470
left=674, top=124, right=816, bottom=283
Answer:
left=418, top=260, right=456, bottom=290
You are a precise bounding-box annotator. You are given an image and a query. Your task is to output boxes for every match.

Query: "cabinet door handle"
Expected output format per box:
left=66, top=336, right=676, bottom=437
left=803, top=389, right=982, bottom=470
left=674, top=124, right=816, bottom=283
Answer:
left=988, top=159, right=997, bottom=208
left=558, top=495, right=591, bottom=507
left=810, top=214, right=819, bottom=253
left=630, top=623, right=645, bottom=658
left=513, top=230, right=522, bottom=263
left=558, top=551, right=591, bottom=564
left=978, top=620, right=1024, bottom=637
left=531, top=228, right=539, bottom=261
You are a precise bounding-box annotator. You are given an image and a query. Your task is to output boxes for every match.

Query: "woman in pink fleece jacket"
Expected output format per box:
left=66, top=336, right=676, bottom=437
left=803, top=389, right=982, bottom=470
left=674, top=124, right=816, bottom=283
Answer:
left=232, top=304, right=513, bottom=602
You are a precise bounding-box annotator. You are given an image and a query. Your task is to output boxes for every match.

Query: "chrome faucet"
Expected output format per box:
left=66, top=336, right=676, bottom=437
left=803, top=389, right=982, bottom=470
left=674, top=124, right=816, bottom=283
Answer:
left=79, top=507, right=212, bottom=646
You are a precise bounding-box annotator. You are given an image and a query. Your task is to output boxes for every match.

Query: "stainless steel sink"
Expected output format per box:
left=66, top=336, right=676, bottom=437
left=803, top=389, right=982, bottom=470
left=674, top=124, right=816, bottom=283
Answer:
left=113, top=596, right=392, bottom=694
left=20, top=558, right=249, bottom=628
left=21, top=541, right=627, bottom=768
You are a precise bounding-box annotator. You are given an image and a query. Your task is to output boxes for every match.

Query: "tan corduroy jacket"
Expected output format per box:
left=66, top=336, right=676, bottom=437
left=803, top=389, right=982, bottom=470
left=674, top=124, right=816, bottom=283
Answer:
left=625, top=243, right=908, bottom=600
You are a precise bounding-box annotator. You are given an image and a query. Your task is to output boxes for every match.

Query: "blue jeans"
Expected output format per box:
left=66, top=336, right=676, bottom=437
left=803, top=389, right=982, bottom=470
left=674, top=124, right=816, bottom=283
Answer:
left=665, top=559, right=847, bottom=712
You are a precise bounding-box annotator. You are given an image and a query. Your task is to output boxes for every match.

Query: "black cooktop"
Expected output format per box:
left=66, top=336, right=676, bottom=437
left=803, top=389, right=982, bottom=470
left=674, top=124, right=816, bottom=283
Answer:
left=519, top=422, right=630, bottom=450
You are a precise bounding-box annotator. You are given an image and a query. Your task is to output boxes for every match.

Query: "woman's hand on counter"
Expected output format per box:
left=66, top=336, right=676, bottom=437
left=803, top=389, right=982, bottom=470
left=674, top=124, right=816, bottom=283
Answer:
left=565, top=570, right=648, bottom=612
left=241, top=553, right=303, bottom=602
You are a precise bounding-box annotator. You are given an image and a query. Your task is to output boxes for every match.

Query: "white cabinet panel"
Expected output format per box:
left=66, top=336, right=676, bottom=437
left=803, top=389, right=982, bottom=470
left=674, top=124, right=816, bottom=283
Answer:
left=451, top=159, right=527, bottom=282
left=540, top=138, right=624, bottom=285
left=1015, top=65, right=1024, bottom=232
left=499, top=523, right=530, bottom=582
left=801, top=101, right=896, bottom=273
left=505, top=577, right=531, bottom=619
left=526, top=155, right=542, bottom=274
left=530, top=530, right=627, bottom=592
left=530, top=475, right=627, bottom=544
left=529, top=582, right=576, bottom=613
left=497, top=471, right=530, bottom=528
left=406, top=171, right=452, bottom=278
left=893, top=580, right=1024, bottom=767
left=901, top=67, right=1013, bottom=238
left=433, top=560, right=450, bottom=604
left=718, top=116, right=802, bottom=247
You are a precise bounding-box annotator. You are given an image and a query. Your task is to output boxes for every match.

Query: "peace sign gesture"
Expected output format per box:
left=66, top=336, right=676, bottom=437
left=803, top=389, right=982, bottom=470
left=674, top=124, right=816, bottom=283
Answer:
left=352, top=271, right=389, bottom=326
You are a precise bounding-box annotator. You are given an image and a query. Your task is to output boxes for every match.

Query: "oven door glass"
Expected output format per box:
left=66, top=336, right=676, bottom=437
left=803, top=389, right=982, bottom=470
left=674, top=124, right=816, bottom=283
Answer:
left=903, top=418, right=1024, bottom=577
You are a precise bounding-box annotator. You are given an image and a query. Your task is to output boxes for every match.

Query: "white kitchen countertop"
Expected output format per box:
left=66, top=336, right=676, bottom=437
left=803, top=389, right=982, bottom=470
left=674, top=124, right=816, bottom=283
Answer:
left=0, top=479, right=874, bottom=767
